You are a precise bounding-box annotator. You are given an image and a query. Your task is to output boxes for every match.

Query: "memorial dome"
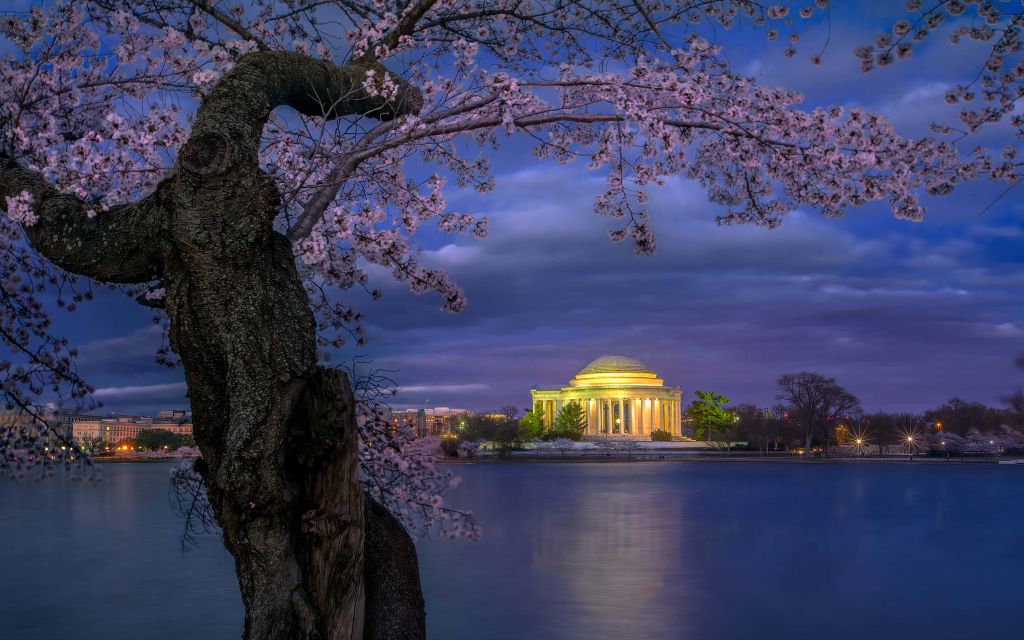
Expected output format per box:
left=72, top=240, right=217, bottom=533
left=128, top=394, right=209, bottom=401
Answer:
left=578, top=355, right=654, bottom=375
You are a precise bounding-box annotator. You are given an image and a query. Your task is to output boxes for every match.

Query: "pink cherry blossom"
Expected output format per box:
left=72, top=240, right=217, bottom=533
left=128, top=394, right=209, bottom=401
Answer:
left=0, top=1, right=991, bottom=536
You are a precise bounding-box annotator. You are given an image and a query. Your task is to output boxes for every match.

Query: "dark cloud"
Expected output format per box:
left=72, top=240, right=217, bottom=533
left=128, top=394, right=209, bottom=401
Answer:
left=75, top=325, right=165, bottom=375
left=344, top=163, right=1023, bottom=413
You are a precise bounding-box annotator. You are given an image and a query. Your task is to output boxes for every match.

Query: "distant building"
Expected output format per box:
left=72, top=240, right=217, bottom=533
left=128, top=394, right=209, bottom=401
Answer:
left=0, top=411, right=74, bottom=439
left=157, top=409, right=191, bottom=420
left=71, top=413, right=193, bottom=444
left=0, top=412, right=32, bottom=430
left=390, top=407, right=470, bottom=437
left=531, top=355, right=683, bottom=437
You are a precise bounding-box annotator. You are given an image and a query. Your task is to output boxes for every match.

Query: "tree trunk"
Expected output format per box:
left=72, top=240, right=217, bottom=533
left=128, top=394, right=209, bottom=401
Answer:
left=159, top=180, right=425, bottom=640
left=162, top=211, right=426, bottom=638
left=5, top=50, right=429, bottom=640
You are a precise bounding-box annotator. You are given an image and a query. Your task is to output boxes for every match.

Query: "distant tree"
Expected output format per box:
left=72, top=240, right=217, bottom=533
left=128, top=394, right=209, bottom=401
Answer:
left=491, top=422, right=520, bottom=455
left=776, top=373, right=862, bottom=456
left=1005, top=389, right=1024, bottom=417
left=134, top=428, right=185, bottom=451
left=459, top=414, right=502, bottom=443
left=500, top=405, right=520, bottom=425
left=924, top=397, right=997, bottom=435
left=861, top=412, right=908, bottom=456
left=116, top=438, right=137, bottom=451
left=1006, top=355, right=1024, bottom=417
left=439, top=436, right=460, bottom=458
left=545, top=403, right=587, bottom=441
left=76, top=435, right=106, bottom=455
left=548, top=437, right=577, bottom=457
left=650, top=429, right=673, bottom=442
left=731, top=404, right=786, bottom=455
left=618, top=438, right=640, bottom=458
left=456, top=441, right=480, bottom=459
left=687, top=390, right=733, bottom=443
left=926, top=429, right=965, bottom=458
left=517, top=409, right=546, bottom=442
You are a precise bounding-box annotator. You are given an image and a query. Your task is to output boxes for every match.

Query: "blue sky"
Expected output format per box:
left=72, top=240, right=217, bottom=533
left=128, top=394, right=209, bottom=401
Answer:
left=40, top=3, right=1024, bottom=415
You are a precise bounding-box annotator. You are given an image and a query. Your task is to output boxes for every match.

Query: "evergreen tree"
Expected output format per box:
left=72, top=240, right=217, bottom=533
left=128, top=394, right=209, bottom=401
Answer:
left=546, top=403, right=587, bottom=441
left=687, top=390, right=733, bottom=442
left=518, top=408, right=546, bottom=442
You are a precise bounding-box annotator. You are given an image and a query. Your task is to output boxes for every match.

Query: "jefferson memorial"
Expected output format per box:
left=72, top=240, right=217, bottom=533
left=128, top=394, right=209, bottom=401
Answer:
left=531, top=355, right=683, bottom=437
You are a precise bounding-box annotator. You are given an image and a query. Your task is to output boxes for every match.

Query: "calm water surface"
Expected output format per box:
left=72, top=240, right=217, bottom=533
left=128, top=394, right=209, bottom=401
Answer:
left=1, top=461, right=1022, bottom=639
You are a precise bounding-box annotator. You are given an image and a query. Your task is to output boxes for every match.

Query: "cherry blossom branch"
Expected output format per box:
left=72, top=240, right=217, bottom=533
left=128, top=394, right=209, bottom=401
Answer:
left=286, top=90, right=503, bottom=242
left=366, top=0, right=441, bottom=59
left=183, top=0, right=270, bottom=50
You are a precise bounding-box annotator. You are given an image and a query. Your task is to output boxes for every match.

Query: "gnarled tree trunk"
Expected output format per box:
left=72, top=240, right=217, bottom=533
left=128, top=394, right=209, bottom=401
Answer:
left=2, top=51, right=427, bottom=640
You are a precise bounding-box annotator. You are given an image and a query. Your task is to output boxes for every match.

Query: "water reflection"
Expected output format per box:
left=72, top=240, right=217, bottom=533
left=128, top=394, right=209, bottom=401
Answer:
left=530, top=477, right=690, bottom=638
left=418, top=462, right=1024, bottom=640
left=0, top=463, right=241, bottom=640
left=2, top=461, right=1024, bottom=640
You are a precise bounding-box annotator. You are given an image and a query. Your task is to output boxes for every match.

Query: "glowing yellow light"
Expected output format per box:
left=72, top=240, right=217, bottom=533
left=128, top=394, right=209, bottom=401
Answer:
left=907, top=436, right=913, bottom=442
left=855, top=439, right=862, bottom=445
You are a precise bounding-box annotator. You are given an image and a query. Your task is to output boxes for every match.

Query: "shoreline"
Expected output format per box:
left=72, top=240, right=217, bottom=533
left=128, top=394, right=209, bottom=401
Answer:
left=441, top=453, right=1021, bottom=464
left=92, top=454, right=1023, bottom=466
left=94, top=456, right=197, bottom=464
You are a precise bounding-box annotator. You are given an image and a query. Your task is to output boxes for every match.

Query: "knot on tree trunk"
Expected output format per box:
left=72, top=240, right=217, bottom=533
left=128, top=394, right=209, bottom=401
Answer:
left=180, top=132, right=233, bottom=175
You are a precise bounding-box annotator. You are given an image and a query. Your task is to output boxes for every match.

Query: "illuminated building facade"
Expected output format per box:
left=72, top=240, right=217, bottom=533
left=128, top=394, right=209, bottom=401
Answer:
left=71, top=414, right=193, bottom=443
left=1, top=412, right=81, bottom=439
left=390, top=407, right=470, bottom=437
left=531, top=355, right=683, bottom=437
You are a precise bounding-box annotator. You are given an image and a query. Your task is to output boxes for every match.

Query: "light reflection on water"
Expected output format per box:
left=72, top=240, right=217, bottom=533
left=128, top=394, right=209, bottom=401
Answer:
left=417, top=462, right=1024, bottom=640
left=532, top=471, right=690, bottom=639
left=2, top=461, right=1023, bottom=640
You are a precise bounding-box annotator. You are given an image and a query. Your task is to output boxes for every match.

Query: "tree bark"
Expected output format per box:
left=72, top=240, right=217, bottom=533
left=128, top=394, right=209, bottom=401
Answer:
left=2, top=50, right=427, bottom=640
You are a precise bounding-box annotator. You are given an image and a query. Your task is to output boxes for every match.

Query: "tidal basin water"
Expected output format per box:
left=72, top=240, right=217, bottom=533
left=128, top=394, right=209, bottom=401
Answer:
left=1, top=461, right=1023, bottom=639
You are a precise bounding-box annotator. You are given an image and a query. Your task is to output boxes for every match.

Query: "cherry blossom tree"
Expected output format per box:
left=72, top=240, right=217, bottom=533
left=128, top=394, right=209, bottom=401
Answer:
left=859, top=1, right=1024, bottom=190
left=0, top=1, right=979, bottom=638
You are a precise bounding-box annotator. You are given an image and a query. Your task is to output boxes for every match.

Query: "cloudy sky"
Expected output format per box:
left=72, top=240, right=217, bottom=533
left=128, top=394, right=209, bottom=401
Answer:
left=50, top=3, right=1023, bottom=415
